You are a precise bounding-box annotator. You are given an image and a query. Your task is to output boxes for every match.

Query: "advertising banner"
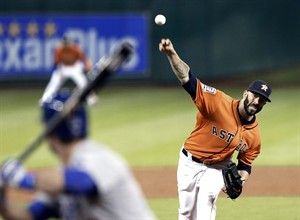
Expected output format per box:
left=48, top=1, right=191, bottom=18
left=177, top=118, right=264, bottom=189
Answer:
left=0, top=14, right=149, bottom=78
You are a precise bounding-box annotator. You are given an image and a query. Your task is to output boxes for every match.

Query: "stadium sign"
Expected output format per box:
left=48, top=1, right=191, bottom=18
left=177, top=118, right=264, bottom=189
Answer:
left=0, top=14, right=149, bottom=78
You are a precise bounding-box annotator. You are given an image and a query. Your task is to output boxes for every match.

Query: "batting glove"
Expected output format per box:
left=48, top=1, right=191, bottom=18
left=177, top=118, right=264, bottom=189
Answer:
left=0, top=158, right=36, bottom=190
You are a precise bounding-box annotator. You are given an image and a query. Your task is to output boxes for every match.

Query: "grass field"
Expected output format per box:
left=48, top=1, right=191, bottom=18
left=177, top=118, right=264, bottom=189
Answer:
left=0, top=85, right=299, bottom=219
left=149, top=197, right=300, bottom=220
left=0, top=85, right=299, bottom=167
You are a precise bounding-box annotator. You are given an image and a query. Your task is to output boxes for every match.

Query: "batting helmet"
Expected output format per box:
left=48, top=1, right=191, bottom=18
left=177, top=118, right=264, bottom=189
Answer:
left=41, top=90, right=88, bottom=142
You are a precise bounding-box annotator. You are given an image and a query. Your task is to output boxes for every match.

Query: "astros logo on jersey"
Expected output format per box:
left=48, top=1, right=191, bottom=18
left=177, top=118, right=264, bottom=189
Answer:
left=211, top=126, right=235, bottom=143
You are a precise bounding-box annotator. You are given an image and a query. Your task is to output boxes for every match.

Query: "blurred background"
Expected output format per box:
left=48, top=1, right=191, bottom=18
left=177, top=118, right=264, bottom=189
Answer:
left=0, top=0, right=299, bottom=85
left=0, top=0, right=299, bottom=219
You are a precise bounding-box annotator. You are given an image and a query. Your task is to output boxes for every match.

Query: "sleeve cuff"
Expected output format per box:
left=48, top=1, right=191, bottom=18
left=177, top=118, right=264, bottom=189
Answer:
left=64, top=168, right=98, bottom=196
left=19, top=173, right=36, bottom=190
left=182, top=70, right=197, bottom=100
left=237, top=161, right=252, bottom=174
left=28, top=201, right=60, bottom=220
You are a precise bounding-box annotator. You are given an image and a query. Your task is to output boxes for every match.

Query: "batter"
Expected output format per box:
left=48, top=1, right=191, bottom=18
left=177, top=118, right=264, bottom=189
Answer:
left=0, top=90, right=156, bottom=220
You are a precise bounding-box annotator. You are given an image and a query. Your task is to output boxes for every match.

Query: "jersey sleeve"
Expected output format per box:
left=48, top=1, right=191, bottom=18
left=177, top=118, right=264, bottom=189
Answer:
left=70, top=143, right=130, bottom=194
left=237, top=161, right=252, bottom=174
left=238, top=125, right=262, bottom=167
left=63, top=167, right=98, bottom=196
left=193, top=77, right=225, bottom=116
left=237, top=143, right=261, bottom=166
left=182, top=71, right=197, bottom=100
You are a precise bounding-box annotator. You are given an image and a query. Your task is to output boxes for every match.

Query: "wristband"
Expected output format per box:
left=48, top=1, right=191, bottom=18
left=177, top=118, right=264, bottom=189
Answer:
left=19, top=173, right=37, bottom=190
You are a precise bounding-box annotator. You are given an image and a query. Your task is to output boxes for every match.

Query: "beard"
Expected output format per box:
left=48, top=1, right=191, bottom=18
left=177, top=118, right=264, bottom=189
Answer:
left=243, top=95, right=263, bottom=116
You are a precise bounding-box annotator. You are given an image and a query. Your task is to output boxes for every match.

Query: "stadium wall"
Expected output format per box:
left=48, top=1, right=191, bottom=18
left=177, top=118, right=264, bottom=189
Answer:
left=0, top=0, right=299, bottom=83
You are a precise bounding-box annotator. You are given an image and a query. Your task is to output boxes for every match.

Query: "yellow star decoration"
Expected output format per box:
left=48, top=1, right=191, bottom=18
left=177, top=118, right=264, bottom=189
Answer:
left=0, top=23, right=4, bottom=35
left=9, top=21, right=21, bottom=37
left=44, top=22, right=57, bottom=37
left=27, top=21, right=39, bottom=36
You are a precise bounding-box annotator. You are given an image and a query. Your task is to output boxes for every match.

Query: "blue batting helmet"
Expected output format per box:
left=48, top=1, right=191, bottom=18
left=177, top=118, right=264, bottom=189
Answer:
left=41, top=90, right=88, bottom=142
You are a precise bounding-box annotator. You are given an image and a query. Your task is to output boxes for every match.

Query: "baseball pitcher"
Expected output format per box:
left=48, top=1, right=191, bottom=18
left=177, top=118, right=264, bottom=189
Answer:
left=159, top=38, right=272, bottom=220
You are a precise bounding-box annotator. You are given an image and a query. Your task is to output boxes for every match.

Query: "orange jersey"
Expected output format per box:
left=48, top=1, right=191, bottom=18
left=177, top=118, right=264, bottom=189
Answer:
left=55, top=44, right=85, bottom=66
left=184, top=79, right=261, bottom=166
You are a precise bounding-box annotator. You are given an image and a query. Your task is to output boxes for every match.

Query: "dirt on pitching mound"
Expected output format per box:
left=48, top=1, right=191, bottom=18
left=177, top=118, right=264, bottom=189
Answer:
left=6, top=166, right=300, bottom=204
left=133, top=166, right=300, bottom=198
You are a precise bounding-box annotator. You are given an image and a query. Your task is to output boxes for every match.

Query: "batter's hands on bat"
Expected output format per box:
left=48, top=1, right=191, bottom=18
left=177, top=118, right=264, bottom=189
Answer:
left=0, top=158, right=34, bottom=188
left=159, top=38, right=177, bottom=57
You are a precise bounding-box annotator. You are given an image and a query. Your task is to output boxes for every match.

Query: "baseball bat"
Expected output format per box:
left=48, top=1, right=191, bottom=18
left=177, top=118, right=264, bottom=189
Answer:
left=17, top=41, right=133, bottom=162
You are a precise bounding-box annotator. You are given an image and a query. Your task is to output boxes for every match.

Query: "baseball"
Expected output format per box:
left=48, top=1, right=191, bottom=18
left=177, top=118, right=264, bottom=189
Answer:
left=155, top=14, right=166, bottom=26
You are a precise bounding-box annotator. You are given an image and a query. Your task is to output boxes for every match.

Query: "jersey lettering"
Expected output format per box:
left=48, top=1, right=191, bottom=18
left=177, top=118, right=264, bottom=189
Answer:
left=211, top=126, right=235, bottom=143
left=219, top=129, right=226, bottom=139
left=212, top=126, right=218, bottom=136
left=226, top=133, right=235, bottom=143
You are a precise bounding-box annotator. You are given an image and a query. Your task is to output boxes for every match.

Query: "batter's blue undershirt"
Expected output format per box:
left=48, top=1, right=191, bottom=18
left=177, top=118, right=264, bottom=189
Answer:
left=28, top=168, right=98, bottom=219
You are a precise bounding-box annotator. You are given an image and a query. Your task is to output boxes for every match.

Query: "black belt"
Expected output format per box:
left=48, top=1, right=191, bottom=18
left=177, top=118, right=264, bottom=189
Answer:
left=182, top=148, right=203, bottom=164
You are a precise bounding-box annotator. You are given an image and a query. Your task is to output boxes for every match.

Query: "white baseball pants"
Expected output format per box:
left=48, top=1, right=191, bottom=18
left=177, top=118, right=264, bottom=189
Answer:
left=40, top=61, right=87, bottom=103
left=177, top=148, right=224, bottom=220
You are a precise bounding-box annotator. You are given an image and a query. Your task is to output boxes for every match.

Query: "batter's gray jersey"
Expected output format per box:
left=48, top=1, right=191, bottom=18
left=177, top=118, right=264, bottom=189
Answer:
left=35, top=140, right=156, bottom=220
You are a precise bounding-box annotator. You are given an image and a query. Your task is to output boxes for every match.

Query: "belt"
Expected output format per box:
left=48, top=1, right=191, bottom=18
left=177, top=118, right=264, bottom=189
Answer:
left=182, top=148, right=203, bottom=164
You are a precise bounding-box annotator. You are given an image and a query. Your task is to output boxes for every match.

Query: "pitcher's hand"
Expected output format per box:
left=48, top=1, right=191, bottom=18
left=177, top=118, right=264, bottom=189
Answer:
left=159, top=38, right=177, bottom=56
